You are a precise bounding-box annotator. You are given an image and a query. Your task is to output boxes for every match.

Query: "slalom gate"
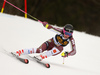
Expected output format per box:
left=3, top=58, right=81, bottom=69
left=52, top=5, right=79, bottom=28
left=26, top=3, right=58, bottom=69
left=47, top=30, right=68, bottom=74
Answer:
left=1, top=0, right=42, bottom=23
left=1, top=0, right=27, bottom=18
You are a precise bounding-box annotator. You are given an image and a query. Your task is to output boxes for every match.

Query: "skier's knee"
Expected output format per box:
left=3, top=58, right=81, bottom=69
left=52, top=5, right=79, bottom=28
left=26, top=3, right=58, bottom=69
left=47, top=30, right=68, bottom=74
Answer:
left=36, top=49, right=43, bottom=53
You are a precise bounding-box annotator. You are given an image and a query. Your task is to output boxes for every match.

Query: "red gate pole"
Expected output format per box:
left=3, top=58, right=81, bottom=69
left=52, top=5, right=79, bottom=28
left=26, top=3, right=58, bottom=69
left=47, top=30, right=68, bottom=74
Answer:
left=1, top=0, right=6, bottom=13
left=24, top=0, right=27, bottom=18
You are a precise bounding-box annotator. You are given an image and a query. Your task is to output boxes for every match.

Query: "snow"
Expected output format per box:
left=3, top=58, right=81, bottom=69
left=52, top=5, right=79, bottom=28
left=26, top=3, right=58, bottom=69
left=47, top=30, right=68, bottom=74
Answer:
left=0, top=13, right=100, bottom=75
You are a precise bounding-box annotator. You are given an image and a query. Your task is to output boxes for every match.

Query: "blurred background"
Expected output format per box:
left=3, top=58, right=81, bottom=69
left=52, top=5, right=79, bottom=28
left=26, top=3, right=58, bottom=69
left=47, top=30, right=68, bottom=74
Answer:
left=0, top=0, right=100, bottom=36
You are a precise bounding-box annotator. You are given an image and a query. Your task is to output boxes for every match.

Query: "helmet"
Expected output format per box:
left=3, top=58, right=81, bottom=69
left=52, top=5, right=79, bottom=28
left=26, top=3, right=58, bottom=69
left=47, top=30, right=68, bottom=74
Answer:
left=63, top=24, right=73, bottom=33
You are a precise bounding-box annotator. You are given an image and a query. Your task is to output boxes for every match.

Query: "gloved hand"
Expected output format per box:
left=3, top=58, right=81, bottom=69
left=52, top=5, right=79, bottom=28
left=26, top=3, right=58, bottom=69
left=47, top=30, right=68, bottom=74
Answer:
left=42, top=21, right=50, bottom=29
left=42, top=21, right=48, bottom=26
left=61, top=52, right=68, bottom=57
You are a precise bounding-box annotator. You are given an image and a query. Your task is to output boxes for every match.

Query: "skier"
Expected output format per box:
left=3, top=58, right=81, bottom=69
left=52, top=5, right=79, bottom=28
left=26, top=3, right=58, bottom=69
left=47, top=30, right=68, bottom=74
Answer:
left=14, top=22, right=76, bottom=61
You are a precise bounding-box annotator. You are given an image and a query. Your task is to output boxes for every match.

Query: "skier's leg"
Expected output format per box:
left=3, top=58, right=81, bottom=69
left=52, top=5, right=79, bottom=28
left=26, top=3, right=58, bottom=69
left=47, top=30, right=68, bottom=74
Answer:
left=35, top=46, right=63, bottom=61
left=15, top=42, right=48, bottom=56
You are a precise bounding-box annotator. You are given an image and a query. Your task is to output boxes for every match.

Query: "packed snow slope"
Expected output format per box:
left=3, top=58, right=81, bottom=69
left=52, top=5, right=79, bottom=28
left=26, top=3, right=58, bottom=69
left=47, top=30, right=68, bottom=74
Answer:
left=0, top=13, right=100, bottom=75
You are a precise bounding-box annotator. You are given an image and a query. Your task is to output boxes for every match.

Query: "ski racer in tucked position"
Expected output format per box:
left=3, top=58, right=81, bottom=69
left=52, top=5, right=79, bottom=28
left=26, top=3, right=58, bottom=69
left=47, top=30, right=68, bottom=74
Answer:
left=14, top=22, right=76, bottom=61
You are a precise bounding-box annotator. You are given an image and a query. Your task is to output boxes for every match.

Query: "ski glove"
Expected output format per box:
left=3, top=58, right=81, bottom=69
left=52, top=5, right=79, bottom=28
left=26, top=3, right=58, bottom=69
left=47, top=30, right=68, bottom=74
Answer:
left=61, top=52, right=68, bottom=57
left=42, top=21, right=48, bottom=26
left=42, top=21, right=52, bottom=29
left=42, top=21, right=50, bottom=29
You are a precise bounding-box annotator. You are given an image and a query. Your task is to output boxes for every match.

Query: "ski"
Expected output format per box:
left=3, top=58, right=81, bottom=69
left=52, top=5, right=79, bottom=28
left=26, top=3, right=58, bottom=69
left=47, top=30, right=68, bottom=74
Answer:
left=2, top=49, right=29, bottom=64
left=27, top=55, right=50, bottom=68
left=11, top=52, right=29, bottom=64
left=1, top=49, right=50, bottom=68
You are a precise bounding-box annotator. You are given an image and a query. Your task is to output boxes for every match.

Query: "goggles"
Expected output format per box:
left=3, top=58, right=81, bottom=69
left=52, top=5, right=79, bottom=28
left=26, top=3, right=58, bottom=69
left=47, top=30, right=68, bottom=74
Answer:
left=63, top=29, right=73, bottom=36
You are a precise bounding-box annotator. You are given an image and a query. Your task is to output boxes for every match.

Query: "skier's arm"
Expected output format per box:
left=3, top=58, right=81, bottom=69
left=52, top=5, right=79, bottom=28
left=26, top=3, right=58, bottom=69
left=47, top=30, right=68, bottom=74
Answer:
left=42, top=22, right=62, bottom=34
left=68, top=36, right=76, bottom=56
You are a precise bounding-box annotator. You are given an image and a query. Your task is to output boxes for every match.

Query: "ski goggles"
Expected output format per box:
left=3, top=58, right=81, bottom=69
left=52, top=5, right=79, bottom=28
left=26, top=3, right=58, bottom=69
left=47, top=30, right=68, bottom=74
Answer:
left=63, top=29, right=73, bottom=36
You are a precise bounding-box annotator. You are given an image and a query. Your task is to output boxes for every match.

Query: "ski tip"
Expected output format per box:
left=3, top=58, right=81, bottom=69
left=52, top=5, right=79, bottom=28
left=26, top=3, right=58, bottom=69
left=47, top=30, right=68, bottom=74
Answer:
left=24, top=59, right=29, bottom=64
left=45, top=63, right=50, bottom=68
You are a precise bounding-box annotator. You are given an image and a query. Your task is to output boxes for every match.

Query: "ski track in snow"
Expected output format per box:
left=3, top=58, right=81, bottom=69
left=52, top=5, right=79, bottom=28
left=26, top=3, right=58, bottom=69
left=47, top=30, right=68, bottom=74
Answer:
left=0, top=13, right=100, bottom=75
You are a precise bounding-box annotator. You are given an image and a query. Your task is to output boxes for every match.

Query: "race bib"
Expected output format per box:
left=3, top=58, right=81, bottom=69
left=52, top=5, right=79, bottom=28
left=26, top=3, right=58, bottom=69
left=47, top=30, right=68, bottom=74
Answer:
left=56, top=35, right=68, bottom=46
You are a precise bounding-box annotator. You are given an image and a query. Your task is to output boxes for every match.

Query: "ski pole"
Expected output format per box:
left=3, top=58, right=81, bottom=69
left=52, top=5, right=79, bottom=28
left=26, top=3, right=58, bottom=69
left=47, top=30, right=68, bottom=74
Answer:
left=5, top=0, right=42, bottom=23
left=63, top=57, right=65, bottom=64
